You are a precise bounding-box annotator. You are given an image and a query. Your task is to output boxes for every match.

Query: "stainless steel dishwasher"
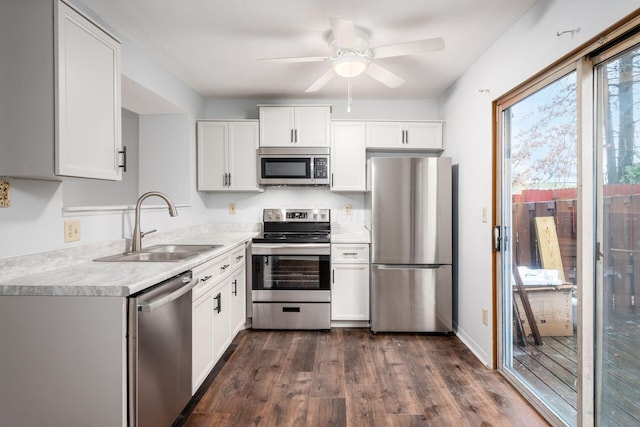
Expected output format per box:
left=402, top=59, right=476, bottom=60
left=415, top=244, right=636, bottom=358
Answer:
left=128, top=271, right=197, bottom=427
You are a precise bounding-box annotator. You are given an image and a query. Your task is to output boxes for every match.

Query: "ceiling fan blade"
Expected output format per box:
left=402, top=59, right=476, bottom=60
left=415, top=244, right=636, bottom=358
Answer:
left=371, top=37, right=445, bottom=59
left=305, top=68, right=337, bottom=92
left=258, top=56, right=329, bottom=63
left=365, top=63, right=405, bottom=88
left=330, top=18, right=356, bottom=49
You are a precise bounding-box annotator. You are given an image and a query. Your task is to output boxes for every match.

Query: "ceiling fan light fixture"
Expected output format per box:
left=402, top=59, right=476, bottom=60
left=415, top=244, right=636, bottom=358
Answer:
left=333, top=56, right=369, bottom=78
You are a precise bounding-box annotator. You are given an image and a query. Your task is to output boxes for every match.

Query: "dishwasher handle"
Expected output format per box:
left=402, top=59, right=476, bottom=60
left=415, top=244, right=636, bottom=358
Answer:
left=138, top=276, right=199, bottom=312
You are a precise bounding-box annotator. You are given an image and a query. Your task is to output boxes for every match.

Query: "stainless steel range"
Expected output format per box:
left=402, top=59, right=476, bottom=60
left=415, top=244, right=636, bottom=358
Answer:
left=251, top=208, right=331, bottom=330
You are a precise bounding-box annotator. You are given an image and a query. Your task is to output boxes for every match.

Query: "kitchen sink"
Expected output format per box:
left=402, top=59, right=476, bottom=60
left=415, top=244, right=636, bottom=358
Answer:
left=145, top=244, right=223, bottom=253
left=94, top=244, right=223, bottom=262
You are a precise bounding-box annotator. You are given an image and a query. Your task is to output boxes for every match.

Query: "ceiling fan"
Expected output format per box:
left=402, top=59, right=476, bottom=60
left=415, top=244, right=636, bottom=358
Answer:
left=258, top=18, right=445, bottom=93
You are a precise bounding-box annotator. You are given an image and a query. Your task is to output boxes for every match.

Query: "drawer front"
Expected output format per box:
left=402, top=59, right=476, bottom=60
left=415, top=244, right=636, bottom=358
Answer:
left=192, top=254, right=231, bottom=300
left=230, top=244, right=246, bottom=268
left=252, top=302, right=330, bottom=330
left=331, top=244, right=369, bottom=263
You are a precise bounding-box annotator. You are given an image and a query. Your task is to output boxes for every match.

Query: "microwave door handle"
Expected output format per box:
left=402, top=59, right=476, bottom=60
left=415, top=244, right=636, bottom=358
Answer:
left=310, top=158, right=315, bottom=181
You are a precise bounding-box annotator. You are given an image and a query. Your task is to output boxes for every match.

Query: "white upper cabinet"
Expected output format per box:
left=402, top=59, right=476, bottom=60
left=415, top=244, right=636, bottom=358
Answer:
left=331, top=122, right=366, bottom=192
left=259, top=105, right=330, bottom=147
left=197, top=121, right=261, bottom=192
left=366, top=121, right=443, bottom=151
left=0, top=0, right=122, bottom=181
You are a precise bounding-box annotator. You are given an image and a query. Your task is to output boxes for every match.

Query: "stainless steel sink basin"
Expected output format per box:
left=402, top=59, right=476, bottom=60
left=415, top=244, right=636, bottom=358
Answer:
left=145, top=244, right=223, bottom=253
left=94, top=244, right=223, bottom=262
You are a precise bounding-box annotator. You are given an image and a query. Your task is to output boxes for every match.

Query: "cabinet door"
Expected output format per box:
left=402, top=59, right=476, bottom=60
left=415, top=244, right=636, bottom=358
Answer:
left=259, top=107, right=295, bottom=146
left=365, top=122, right=403, bottom=148
left=197, top=122, right=228, bottom=191
left=56, top=1, right=122, bottom=180
left=228, top=122, right=260, bottom=191
left=405, top=122, right=443, bottom=150
left=229, top=267, right=246, bottom=336
left=212, top=282, right=232, bottom=361
left=331, top=122, right=366, bottom=191
left=192, top=289, right=215, bottom=394
left=331, top=264, right=370, bottom=321
left=294, top=106, right=330, bottom=146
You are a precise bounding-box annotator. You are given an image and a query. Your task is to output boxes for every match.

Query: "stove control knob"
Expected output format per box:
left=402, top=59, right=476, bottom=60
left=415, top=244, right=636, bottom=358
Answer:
left=313, top=213, right=318, bottom=219
left=321, top=212, right=326, bottom=219
left=275, top=212, right=281, bottom=219
left=267, top=211, right=273, bottom=219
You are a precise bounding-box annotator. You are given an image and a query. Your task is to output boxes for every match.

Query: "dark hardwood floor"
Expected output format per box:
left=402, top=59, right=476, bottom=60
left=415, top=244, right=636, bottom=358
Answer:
left=184, top=328, right=548, bottom=426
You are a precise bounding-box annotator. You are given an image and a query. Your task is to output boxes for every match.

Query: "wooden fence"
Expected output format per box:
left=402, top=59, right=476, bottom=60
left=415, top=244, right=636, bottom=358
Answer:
left=513, top=188, right=640, bottom=315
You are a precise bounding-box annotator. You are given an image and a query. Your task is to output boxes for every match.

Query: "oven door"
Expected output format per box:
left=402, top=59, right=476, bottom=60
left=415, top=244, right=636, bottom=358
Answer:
left=252, top=244, right=330, bottom=302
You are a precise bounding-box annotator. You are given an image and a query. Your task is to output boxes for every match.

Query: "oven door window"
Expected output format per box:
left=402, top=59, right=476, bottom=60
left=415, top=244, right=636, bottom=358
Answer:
left=253, top=254, right=330, bottom=290
left=261, top=158, right=310, bottom=179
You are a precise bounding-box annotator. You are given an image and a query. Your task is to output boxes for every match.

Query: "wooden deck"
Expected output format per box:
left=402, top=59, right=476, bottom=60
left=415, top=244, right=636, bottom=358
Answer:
left=183, top=328, right=548, bottom=427
left=512, top=312, right=640, bottom=426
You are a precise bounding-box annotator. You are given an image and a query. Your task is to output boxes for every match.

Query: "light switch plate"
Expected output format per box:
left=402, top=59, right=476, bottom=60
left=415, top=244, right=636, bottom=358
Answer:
left=64, top=220, right=81, bottom=243
left=0, top=180, right=9, bottom=208
left=229, top=203, right=237, bottom=214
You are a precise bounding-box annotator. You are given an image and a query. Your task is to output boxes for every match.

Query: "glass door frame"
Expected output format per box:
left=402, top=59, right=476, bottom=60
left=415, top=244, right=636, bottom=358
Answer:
left=494, top=61, right=594, bottom=426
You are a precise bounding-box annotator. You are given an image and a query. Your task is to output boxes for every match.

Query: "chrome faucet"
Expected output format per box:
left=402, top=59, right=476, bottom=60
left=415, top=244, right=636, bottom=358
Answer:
left=131, top=191, right=178, bottom=252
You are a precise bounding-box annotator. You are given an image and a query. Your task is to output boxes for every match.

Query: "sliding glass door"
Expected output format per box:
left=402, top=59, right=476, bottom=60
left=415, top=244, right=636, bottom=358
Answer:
left=497, top=26, right=640, bottom=426
left=594, top=41, right=640, bottom=426
left=498, top=69, right=579, bottom=426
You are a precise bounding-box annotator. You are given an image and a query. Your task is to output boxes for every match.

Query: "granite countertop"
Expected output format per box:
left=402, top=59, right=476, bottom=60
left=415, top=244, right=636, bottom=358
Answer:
left=0, top=227, right=257, bottom=298
left=331, top=225, right=370, bottom=244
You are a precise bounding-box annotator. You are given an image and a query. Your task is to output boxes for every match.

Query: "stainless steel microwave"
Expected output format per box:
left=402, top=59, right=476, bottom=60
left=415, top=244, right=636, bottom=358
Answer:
left=258, top=147, right=330, bottom=185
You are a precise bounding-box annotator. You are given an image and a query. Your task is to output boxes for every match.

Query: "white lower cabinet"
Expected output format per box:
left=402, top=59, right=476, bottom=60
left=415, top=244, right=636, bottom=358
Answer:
left=230, top=265, right=247, bottom=336
left=191, top=243, right=247, bottom=394
left=331, top=244, right=370, bottom=321
left=192, top=285, right=216, bottom=393
left=212, top=280, right=232, bottom=362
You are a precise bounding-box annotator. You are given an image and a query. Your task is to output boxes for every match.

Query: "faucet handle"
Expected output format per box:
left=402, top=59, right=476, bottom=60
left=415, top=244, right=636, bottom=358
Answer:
left=140, top=229, right=157, bottom=239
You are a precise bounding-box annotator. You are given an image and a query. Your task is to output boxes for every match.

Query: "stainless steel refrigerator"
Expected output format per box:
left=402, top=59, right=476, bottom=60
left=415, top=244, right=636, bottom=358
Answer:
left=368, top=157, right=452, bottom=333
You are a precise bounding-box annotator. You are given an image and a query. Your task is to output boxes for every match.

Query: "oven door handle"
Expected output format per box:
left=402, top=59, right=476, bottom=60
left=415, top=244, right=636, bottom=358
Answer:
left=251, top=243, right=330, bottom=256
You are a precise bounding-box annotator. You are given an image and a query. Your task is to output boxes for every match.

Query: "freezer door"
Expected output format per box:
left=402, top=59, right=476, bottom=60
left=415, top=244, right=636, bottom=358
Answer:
left=371, top=264, right=452, bottom=333
left=371, top=157, right=451, bottom=265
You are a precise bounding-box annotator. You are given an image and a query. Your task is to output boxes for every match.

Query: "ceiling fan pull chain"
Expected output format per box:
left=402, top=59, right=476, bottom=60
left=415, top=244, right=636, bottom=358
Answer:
left=347, top=77, right=352, bottom=113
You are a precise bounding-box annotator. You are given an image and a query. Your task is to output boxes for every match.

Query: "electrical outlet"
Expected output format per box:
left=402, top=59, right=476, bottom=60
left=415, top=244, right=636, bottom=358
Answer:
left=344, top=204, right=351, bottom=215
left=482, top=307, right=489, bottom=325
left=0, top=180, right=9, bottom=208
left=482, top=207, right=488, bottom=223
left=64, top=220, right=81, bottom=243
left=229, top=203, right=236, bottom=214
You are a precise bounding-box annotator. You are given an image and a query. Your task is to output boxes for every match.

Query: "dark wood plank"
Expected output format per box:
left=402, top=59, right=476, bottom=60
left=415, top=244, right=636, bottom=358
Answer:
left=263, top=372, right=312, bottom=427
left=307, top=397, right=347, bottom=427
left=311, top=329, right=345, bottom=398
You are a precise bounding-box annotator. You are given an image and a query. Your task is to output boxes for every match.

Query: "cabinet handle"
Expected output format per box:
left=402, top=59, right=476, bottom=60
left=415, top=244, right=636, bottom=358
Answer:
left=294, top=128, right=298, bottom=143
left=405, top=130, right=409, bottom=144
left=118, top=146, right=127, bottom=172
left=332, top=269, right=334, bottom=284
left=342, top=252, right=358, bottom=256
left=214, top=292, right=221, bottom=313
left=232, top=279, right=238, bottom=296
left=221, top=264, right=230, bottom=272
left=291, top=129, right=294, bottom=143
left=201, top=275, right=212, bottom=282
left=228, top=173, right=231, bottom=187
left=331, top=173, right=334, bottom=187
left=236, top=255, right=244, bottom=261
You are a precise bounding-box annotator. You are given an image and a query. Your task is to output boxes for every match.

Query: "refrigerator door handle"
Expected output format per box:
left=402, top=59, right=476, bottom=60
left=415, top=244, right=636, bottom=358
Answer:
left=373, top=264, right=446, bottom=270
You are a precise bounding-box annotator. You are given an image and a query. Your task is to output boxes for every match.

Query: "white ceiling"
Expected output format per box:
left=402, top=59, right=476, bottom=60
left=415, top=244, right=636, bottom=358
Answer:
left=79, top=0, right=537, bottom=100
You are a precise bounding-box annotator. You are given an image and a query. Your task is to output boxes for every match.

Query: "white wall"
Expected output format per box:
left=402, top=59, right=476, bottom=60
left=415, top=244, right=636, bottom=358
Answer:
left=438, top=0, right=638, bottom=366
